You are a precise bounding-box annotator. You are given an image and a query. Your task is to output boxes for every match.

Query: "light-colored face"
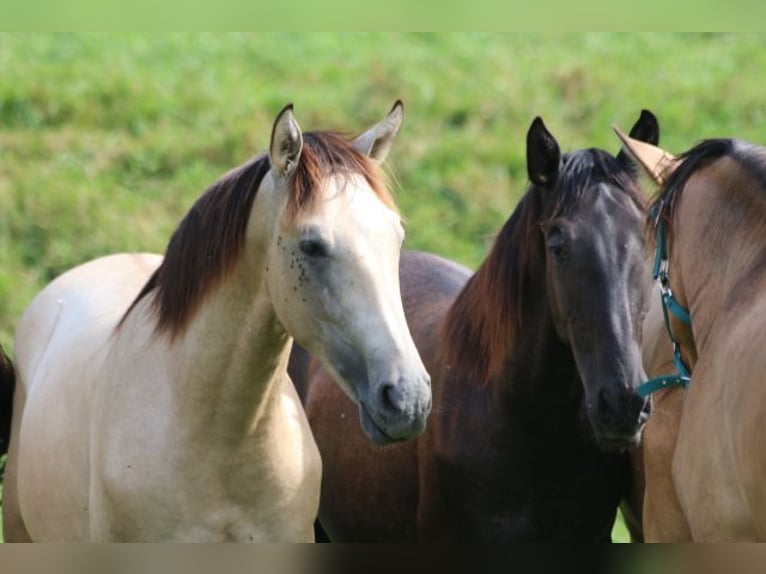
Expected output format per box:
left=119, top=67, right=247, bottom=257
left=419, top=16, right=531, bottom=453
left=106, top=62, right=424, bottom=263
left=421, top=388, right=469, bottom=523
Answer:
left=269, top=173, right=430, bottom=443
left=256, top=103, right=431, bottom=445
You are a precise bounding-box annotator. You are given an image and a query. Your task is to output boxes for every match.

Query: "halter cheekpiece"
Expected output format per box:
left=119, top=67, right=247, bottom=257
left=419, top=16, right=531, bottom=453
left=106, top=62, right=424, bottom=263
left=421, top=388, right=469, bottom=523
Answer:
left=638, top=204, right=693, bottom=398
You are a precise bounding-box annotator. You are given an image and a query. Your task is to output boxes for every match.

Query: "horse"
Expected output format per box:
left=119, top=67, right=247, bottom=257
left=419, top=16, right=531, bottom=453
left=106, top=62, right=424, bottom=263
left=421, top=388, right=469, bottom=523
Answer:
left=0, top=346, right=14, bottom=459
left=617, top=131, right=766, bottom=541
left=291, top=111, right=659, bottom=541
left=0, top=102, right=432, bottom=542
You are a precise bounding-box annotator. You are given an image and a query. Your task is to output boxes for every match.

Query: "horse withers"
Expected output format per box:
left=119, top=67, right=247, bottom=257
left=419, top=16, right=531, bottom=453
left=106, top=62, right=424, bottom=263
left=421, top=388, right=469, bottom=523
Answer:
left=1, top=102, right=431, bottom=542
left=619, top=131, right=766, bottom=541
left=293, top=111, right=659, bottom=541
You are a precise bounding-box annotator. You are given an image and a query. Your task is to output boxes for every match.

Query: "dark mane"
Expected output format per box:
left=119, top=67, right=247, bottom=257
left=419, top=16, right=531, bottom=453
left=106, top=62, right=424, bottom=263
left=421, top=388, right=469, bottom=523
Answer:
left=649, top=138, right=766, bottom=236
left=440, top=149, right=645, bottom=385
left=119, top=131, right=395, bottom=338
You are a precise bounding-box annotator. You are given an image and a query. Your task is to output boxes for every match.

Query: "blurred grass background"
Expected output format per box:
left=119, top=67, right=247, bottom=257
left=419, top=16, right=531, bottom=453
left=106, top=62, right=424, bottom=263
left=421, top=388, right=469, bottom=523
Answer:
left=1, top=33, right=764, bottom=542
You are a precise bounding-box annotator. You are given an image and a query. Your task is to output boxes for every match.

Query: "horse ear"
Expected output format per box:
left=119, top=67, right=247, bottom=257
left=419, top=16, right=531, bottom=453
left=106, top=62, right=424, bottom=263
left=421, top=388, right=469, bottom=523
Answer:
left=613, top=124, right=677, bottom=186
left=269, top=104, right=304, bottom=178
left=630, top=109, right=660, bottom=145
left=617, top=109, right=660, bottom=170
left=526, top=117, right=560, bottom=187
left=352, top=100, right=404, bottom=164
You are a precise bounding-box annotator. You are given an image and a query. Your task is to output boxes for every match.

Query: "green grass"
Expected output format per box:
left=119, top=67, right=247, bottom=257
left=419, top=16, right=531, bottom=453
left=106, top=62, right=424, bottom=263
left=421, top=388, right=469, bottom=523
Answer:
left=1, top=33, right=764, bottom=542
left=3, top=33, right=766, bottom=352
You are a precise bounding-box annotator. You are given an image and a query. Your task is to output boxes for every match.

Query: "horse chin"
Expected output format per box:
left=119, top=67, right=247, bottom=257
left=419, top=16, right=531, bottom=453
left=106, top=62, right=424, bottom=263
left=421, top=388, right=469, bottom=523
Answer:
left=358, top=402, right=400, bottom=446
left=591, top=414, right=648, bottom=452
left=585, top=406, right=648, bottom=453
left=593, top=429, right=643, bottom=453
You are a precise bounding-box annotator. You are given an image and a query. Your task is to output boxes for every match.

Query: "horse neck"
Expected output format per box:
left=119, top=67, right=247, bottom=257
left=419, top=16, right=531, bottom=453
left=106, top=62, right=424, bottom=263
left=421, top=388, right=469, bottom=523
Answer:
left=442, top=256, right=580, bottom=426
left=672, top=166, right=766, bottom=350
left=165, top=249, right=292, bottom=443
left=490, top=279, right=581, bottom=420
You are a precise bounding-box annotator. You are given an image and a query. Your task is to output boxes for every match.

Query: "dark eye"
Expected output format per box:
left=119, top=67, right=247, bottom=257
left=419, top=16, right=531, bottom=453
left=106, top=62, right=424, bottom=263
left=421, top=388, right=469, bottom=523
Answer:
left=299, top=239, right=328, bottom=258
left=547, top=228, right=565, bottom=258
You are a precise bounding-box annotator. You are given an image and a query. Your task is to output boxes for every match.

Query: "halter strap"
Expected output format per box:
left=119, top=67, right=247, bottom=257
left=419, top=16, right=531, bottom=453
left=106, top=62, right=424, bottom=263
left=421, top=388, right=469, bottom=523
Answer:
left=638, top=216, right=692, bottom=398
left=654, top=218, right=692, bottom=325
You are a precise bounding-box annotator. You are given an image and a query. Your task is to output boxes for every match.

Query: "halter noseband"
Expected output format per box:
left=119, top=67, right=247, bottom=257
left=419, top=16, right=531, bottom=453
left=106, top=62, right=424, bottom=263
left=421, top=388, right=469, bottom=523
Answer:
left=638, top=207, right=692, bottom=398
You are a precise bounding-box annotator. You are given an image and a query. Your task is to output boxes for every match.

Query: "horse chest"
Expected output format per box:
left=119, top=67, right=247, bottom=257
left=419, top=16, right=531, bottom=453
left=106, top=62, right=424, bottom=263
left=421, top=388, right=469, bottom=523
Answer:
left=423, top=418, right=624, bottom=542
left=91, top=379, right=322, bottom=542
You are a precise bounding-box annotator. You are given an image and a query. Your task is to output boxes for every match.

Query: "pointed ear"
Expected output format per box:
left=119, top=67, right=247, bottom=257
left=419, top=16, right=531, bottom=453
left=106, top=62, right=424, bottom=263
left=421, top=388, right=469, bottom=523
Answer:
left=613, top=125, right=677, bottom=185
left=630, top=109, right=660, bottom=145
left=352, top=100, right=404, bottom=164
left=617, top=109, right=660, bottom=170
left=526, top=117, right=560, bottom=187
left=269, top=104, right=303, bottom=178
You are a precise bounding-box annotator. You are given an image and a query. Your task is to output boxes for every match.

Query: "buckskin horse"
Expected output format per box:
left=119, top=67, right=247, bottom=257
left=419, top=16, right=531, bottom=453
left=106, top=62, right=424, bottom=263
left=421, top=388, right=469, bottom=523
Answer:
left=1, top=102, right=431, bottom=541
left=618, top=129, right=766, bottom=541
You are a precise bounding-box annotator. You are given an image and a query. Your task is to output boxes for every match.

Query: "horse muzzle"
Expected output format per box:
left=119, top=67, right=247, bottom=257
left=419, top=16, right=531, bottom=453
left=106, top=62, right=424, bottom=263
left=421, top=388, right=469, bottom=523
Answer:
left=358, top=373, right=432, bottom=445
left=589, top=384, right=650, bottom=448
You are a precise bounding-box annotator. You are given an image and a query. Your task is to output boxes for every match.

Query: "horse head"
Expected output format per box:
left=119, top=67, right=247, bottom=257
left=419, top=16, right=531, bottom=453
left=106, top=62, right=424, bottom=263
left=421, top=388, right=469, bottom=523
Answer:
left=525, top=111, right=659, bottom=447
left=259, top=103, right=432, bottom=444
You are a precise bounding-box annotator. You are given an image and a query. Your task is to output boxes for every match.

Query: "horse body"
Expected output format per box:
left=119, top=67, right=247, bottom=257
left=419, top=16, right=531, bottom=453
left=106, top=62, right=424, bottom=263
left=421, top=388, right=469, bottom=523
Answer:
left=624, top=137, right=766, bottom=541
left=3, top=103, right=432, bottom=541
left=668, top=153, right=766, bottom=541
left=14, top=253, right=320, bottom=541
left=296, top=112, right=659, bottom=541
left=415, top=275, right=630, bottom=541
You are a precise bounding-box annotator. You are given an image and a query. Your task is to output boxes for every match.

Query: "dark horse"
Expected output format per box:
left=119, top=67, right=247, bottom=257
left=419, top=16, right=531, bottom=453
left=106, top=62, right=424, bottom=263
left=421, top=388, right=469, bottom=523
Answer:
left=0, top=345, right=15, bottom=476
left=291, top=112, right=659, bottom=541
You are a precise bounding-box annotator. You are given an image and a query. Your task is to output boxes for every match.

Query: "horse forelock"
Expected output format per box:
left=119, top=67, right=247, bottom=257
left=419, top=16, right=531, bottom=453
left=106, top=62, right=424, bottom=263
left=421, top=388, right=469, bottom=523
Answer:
left=119, top=131, right=396, bottom=339
left=553, top=149, right=647, bottom=218
left=440, top=148, right=644, bottom=386
left=288, top=132, right=397, bottom=220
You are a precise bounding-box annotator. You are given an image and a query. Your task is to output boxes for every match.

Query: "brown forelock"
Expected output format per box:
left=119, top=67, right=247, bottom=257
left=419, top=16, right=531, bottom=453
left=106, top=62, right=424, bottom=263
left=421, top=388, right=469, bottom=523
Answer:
left=119, top=131, right=397, bottom=339
left=286, top=131, right=397, bottom=221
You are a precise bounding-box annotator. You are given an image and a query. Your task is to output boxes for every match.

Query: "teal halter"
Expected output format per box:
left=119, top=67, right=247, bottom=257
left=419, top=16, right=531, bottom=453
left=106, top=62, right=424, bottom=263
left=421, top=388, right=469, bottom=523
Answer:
left=637, top=212, right=692, bottom=398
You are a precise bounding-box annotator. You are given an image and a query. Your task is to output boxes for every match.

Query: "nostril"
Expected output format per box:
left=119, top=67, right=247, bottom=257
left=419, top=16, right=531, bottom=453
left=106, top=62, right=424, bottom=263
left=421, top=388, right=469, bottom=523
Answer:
left=598, top=387, right=621, bottom=416
left=379, top=383, right=397, bottom=413
left=598, top=389, right=611, bottom=415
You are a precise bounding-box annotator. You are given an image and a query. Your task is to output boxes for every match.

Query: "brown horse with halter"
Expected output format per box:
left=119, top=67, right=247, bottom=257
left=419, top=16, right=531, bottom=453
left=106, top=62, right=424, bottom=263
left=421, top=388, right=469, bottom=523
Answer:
left=292, top=111, right=660, bottom=541
left=619, top=131, right=766, bottom=541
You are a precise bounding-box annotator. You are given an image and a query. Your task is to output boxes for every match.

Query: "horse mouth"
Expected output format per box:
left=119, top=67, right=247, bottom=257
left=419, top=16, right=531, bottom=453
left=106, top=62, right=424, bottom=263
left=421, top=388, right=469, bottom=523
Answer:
left=593, top=415, right=648, bottom=451
left=359, top=402, right=399, bottom=446
left=597, top=432, right=642, bottom=452
left=585, top=390, right=651, bottom=451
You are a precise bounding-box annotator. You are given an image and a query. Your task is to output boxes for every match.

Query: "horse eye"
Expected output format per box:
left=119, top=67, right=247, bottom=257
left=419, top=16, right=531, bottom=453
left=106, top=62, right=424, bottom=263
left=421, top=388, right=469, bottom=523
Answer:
left=547, top=229, right=565, bottom=257
left=299, top=239, right=328, bottom=258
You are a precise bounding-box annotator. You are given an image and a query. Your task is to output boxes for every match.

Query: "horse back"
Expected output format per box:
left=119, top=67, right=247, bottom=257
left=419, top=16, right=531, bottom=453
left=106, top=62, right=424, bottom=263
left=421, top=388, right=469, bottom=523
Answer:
left=290, top=249, right=470, bottom=541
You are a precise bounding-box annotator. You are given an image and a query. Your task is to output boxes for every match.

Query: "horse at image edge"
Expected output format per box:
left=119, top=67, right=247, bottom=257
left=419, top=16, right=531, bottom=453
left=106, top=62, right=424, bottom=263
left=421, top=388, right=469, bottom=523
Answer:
left=1, top=102, right=431, bottom=541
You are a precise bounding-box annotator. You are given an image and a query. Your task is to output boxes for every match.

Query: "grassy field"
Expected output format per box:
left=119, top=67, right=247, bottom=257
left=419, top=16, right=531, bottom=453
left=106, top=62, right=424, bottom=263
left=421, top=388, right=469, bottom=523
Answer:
left=1, top=33, right=764, bottom=542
